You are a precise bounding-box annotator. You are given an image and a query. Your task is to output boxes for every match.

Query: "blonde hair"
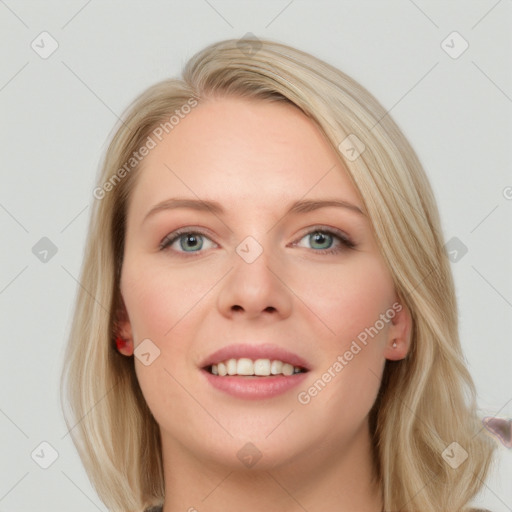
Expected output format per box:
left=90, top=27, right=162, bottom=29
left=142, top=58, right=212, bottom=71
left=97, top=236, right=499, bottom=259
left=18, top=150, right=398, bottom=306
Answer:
left=61, top=38, right=495, bottom=511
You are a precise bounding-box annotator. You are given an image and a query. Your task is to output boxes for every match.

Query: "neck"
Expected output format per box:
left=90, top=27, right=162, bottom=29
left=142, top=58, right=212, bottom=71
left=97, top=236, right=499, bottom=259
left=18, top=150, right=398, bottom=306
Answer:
left=161, top=421, right=382, bottom=512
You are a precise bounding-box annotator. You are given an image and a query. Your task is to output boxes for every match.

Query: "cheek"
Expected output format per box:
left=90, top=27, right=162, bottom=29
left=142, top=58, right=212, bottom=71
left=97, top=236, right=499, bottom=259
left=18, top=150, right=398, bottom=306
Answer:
left=122, top=258, right=210, bottom=429
left=292, top=256, right=394, bottom=425
left=291, top=254, right=396, bottom=345
left=121, top=255, right=220, bottom=341
left=120, top=256, right=221, bottom=419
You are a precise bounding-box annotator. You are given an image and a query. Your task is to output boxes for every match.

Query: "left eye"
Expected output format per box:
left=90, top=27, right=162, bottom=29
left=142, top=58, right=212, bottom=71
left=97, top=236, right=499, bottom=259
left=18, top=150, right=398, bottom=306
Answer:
left=295, top=229, right=355, bottom=253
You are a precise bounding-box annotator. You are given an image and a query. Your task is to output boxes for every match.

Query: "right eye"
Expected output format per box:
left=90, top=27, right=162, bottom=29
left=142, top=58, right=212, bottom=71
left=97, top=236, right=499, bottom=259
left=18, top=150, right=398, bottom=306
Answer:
left=159, top=229, right=217, bottom=255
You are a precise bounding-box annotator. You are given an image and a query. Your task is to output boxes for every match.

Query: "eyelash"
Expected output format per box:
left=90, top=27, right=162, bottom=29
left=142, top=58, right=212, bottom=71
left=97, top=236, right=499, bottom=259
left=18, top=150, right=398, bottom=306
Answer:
left=159, top=226, right=356, bottom=257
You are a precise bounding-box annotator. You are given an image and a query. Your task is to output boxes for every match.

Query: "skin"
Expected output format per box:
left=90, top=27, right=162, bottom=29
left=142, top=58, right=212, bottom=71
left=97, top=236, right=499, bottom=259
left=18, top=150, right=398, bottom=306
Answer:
left=117, top=96, right=412, bottom=512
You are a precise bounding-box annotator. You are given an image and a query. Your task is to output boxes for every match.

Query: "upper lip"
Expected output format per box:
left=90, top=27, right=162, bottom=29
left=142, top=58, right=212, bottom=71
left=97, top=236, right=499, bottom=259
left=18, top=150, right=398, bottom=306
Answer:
left=200, top=343, right=311, bottom=371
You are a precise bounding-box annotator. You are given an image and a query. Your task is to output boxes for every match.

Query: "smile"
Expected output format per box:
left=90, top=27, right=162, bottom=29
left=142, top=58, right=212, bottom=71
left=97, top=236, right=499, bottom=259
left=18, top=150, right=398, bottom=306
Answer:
left=200, top=344, right=310, bottom=399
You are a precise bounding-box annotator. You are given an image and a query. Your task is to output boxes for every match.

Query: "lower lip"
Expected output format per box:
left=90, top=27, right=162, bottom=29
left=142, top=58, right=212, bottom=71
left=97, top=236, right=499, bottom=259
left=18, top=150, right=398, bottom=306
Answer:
left=201, top=369, right=308, bottom=400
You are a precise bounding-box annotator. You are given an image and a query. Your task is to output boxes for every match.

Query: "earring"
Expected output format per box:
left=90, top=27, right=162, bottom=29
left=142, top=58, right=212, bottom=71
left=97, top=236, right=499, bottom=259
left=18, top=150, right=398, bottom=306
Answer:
left=392, top=341, right=397, bottom=348
left=115, top=335, right=133, bottom=355
left=115, top=335, right=125, bottom=351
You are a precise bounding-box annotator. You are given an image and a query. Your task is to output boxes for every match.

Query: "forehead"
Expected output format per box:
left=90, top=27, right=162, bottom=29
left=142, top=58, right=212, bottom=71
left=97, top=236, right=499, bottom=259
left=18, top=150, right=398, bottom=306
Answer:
left=127, top=96, right=362, bottom=218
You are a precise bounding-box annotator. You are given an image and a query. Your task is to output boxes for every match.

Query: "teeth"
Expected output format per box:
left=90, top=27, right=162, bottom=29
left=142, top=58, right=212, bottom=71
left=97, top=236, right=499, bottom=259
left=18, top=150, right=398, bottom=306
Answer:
left=282, top=363, right=294, bottom=376
left=270, top=360, right=282, bottom=375
left=209, top=358, right=304, bottom=377
left=218, top=362, right=227, bottom=376
left=226, top=358, right=237, bottom=375
left=254, top=359, right=270, bottom=376
left=237, top=358, right=253, bottom=375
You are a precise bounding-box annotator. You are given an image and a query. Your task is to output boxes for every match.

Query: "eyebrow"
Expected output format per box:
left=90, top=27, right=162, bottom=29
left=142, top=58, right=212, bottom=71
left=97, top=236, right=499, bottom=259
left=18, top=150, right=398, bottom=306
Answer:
left=143, top=197, right=365, bottom=224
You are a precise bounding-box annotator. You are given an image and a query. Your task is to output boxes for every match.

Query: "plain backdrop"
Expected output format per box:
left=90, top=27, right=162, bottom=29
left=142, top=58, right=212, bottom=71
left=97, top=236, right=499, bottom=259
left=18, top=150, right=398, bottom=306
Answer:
left=1, top=1, right=511, bottom=511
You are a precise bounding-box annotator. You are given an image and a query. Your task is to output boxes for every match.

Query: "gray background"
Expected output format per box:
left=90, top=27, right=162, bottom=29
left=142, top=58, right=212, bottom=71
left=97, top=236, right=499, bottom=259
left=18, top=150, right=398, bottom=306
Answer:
left=1, top=1, right=511, bottom=511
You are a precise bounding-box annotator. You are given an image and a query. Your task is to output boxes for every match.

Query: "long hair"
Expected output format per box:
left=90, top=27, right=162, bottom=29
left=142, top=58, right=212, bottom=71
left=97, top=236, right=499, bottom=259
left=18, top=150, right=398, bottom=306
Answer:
left=61, top=37, right=495, bottom=511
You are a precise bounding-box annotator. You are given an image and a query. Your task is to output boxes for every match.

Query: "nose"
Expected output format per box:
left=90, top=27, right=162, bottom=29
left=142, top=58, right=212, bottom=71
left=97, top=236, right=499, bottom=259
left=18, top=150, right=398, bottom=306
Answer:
left=216, top=243, right=293, bottom=321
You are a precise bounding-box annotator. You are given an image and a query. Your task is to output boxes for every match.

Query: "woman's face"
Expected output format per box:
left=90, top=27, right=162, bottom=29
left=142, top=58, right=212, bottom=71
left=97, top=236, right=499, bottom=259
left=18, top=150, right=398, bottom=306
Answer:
left=119, top=96, right=410, bottom=470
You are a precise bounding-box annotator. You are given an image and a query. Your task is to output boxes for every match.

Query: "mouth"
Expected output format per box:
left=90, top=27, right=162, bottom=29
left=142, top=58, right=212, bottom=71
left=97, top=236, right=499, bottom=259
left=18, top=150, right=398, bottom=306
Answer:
left=200, top=344, right=310, bottom=399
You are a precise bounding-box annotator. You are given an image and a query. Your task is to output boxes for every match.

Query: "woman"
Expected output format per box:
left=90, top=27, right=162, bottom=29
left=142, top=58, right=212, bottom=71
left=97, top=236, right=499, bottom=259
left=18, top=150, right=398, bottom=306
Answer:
left=61, top=38, right=496, bottom=512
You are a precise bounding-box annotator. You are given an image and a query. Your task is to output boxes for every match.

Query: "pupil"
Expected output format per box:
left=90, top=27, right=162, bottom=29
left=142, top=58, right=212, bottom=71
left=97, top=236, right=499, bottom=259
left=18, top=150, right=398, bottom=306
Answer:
left=311, top=232, right=331, bottom=249
left=181, top=234, right=202, bottom=251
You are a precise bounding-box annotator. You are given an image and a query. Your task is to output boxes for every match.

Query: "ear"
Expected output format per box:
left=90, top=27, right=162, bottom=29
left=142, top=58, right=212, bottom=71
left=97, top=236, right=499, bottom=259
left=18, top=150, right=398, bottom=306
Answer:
left=113, top=294, right=134, bottom=357
left=384, top=295, right=412, bottom=361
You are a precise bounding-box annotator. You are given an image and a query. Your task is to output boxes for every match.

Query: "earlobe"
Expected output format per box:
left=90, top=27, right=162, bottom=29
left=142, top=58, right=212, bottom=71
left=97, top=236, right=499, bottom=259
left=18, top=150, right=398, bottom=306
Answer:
left=385, top=298, right=413, bottom=361
left=113, top=294, right=134, bottom=357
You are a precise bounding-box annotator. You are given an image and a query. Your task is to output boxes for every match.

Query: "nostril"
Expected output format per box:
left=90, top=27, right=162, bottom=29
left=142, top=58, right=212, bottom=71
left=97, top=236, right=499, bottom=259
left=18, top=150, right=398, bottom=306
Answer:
left=232, top=305, right=243, bottom=311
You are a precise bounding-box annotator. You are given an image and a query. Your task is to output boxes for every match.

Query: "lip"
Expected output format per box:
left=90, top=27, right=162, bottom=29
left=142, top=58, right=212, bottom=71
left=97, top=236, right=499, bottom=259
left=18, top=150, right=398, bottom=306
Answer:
left=200, top=343, right=311, bottom=370
left=202, top=370, right=308, bottom=400
left=199, top=343, right=311, bottom=400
